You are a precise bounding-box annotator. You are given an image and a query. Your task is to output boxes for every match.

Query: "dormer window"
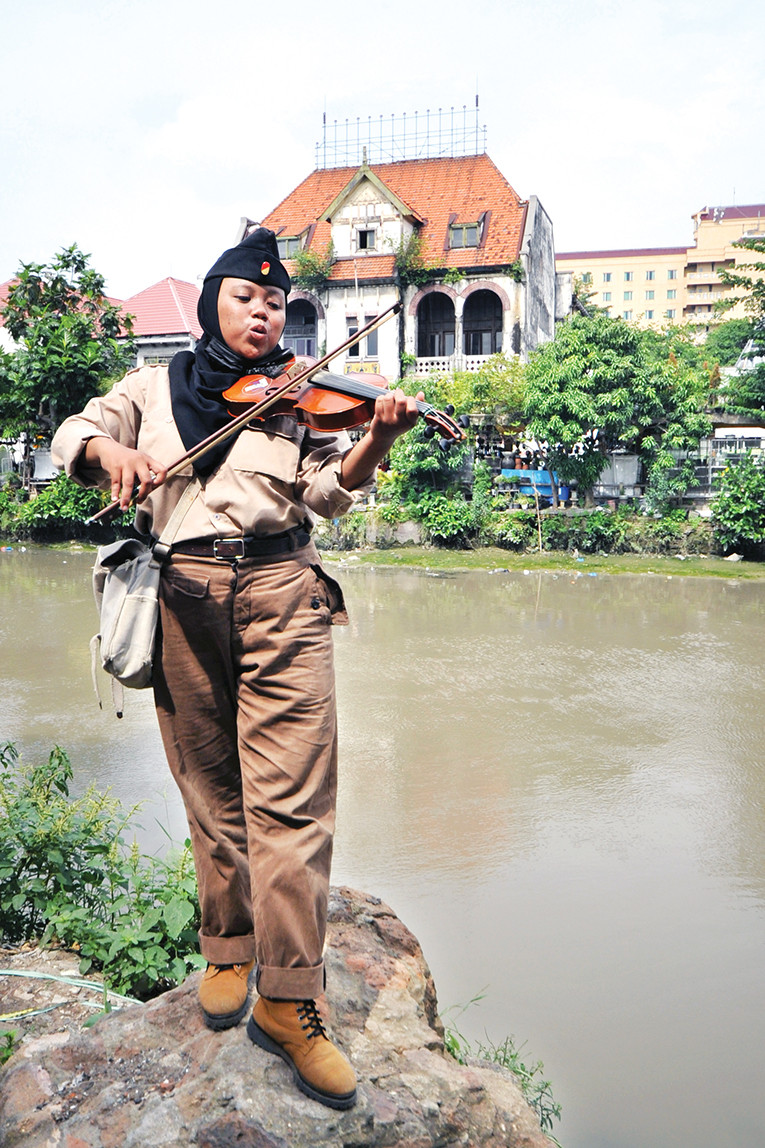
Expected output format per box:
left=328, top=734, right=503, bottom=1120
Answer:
left=356, top=228, right=376, bottom=251
left=277, top=236, right=302, bottom=258
left=449, top=223, right=479, bottom=249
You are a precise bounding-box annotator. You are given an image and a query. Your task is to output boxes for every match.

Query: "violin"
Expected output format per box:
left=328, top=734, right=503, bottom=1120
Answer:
left=222, top=362, right=468, bottom=445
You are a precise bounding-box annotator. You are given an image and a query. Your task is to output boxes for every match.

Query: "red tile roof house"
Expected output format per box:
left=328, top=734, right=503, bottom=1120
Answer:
left=120, top=277, right=202, bottom=366
left=249, top=153, right=571, bottom=382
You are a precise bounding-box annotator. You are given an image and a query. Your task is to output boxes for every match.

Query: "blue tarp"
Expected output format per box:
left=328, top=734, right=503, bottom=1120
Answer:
left=500, top=468, right=570, bottom=500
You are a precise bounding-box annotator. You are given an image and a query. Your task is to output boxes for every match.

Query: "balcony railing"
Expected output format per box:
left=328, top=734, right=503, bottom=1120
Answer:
left=414, top=354, right=492, bottom=376
left=686, top=271, right=722, bottom=284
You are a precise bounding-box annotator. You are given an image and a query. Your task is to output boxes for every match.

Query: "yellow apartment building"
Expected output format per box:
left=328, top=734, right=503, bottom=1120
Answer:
left=556, top=203, right=765, bottom=329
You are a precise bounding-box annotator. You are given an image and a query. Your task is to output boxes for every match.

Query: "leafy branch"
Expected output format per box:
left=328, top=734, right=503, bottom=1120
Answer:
left=291, top=241, right=335, bottom=292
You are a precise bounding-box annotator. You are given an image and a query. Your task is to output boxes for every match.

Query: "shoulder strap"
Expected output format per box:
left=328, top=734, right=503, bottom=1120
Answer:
left=152, top=477, right=202, bottom=563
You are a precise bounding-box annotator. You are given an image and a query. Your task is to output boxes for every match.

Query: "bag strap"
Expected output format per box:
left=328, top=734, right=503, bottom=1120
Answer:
left=152, top=477, right=202, bottom=563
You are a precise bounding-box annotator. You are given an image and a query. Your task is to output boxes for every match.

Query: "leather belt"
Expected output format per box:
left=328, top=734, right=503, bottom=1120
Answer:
left=171, top=525, right=312, bottom=561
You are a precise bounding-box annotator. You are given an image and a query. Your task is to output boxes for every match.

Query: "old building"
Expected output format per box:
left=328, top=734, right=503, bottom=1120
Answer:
left=246, top=150, right=568, bottom=381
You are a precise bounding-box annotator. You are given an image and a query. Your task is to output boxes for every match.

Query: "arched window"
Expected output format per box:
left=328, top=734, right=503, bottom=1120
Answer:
left=283, top=299, right=317, bottom=357
left=463, top=290, right=502, bottom=355
left=417, top=293, right=455, bottom=357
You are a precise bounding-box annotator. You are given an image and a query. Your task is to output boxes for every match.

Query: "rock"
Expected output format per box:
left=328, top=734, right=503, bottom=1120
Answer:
left=0, top=888, right=552, bottom=1148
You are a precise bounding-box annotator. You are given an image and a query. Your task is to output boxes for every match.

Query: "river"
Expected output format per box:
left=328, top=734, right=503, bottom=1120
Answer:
left=2, top=545, right=764, bottom=1148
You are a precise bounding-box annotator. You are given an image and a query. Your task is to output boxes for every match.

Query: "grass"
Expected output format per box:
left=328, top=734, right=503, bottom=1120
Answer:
left=322, top=545, right=765, bottom=580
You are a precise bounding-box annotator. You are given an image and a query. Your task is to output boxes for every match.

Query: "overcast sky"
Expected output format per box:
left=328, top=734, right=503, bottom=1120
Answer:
left=2, top=0, right=763, bottom=300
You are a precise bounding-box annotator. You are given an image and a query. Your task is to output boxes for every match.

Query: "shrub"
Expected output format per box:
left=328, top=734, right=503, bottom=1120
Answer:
left=711, top=453, right=765, bottom=554
left=0, top=743, right=203, bottom=999
left=414, top=490, right=477, bottom=546
left=481, top=510, right=535, bottom=550
left=0, top=473, right=133, bottom=541
left=579, top=509, right=627, bottom=553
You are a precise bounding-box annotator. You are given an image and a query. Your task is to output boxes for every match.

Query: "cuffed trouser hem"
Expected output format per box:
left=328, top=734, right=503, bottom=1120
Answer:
left=257, top=961, right=325, bottom=1001
left=199, top=932, right=257, bottom=966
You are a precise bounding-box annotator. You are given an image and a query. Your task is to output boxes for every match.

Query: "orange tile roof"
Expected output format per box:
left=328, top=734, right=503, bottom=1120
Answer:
left=123, top=277, right=202, bottom=338
left=262, top=154, right=527, bottom=278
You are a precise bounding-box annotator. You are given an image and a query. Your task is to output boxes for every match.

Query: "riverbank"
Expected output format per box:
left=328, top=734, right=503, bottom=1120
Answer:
left=6, top=539, right=765, bottom=580
left=320, top=545, right=765, bottom=579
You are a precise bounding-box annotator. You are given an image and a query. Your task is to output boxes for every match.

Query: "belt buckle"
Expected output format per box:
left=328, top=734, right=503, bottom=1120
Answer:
left=213, top=537, right=245, bottom=561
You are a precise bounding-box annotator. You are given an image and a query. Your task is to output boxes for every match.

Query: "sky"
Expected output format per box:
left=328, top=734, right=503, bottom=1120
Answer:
left=2, top=0, right=764, bottom=301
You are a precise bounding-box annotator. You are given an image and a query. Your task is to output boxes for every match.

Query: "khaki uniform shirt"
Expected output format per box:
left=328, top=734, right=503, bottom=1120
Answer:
left=51, top=365, right=372, bottom=541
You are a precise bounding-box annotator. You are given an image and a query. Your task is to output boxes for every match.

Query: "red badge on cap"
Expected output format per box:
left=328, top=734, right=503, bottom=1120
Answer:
left=261, top=261, right=271, bottom=276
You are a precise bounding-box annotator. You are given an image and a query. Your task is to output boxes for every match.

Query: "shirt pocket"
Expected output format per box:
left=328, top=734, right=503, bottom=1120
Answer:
left=231, top=421, right=303, bottom=484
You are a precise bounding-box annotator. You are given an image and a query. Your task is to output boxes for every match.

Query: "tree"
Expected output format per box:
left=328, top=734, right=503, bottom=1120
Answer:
left=0, top=244, right=135, bottom=484
left=719, top=363, right=765, bottom=417
left=703, top=318, right=756, bottom=367
left=524, top=314, right=711, bottom=504
left=417, top=352, right=525, bottom=428
left=717, top=235, right=765, bottom=330
left=571, top=275, right=611, bottom=317
left=711, top=242, right=765, bottom=418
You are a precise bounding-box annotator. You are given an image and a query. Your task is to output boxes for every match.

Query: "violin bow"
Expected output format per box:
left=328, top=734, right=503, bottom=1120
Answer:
left=87, top=303, right=402, bottom=524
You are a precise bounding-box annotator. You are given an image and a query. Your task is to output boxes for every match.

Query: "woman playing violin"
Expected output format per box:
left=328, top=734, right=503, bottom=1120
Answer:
left=51, top=228, right=422, bottom=1110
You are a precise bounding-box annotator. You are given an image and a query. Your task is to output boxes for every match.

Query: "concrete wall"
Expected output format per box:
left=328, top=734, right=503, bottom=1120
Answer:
left=519, top=196, right=557, bottom=355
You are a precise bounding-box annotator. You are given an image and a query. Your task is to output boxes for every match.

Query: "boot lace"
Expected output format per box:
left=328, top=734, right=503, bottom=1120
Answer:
left=297, top=1000, right=328, bottom=1041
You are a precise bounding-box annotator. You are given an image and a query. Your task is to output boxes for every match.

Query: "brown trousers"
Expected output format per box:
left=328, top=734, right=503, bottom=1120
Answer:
left=152, top=543, right=344, bottom=1000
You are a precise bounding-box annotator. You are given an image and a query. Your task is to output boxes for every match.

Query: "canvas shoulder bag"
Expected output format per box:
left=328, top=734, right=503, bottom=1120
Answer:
left=90, top=479, right=200, bottom=712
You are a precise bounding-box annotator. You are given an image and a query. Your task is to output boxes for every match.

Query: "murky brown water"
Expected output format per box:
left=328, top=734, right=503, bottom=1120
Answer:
left=2, top=546, right=764, bottom=1148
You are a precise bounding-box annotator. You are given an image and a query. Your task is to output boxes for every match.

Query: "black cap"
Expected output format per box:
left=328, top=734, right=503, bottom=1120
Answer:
left=202, top=227, right=291, bottom=296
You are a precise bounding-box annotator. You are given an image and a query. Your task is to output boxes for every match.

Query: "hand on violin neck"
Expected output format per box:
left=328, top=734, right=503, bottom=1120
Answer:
left=368, top=388, right=423, bottom=449
left=340, top=388, right=423, bottom=491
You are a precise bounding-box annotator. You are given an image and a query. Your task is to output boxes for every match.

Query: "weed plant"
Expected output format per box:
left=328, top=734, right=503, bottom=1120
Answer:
left=0, top=1030, right=19, bottom=1066
left=443, top=994, right=563, bottom=1144
left=0, top=743, right=203, bottom=999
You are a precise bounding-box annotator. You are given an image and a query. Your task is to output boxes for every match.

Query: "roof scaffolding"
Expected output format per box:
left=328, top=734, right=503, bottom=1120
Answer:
left=315, top=99, right=487, bottom=169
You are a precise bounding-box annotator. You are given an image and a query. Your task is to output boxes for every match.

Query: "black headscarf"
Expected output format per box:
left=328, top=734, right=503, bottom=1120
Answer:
left=168, top=228, right=293, bottom=476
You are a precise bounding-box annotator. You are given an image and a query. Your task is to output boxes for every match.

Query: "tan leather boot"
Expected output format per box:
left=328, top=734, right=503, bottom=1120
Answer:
left=198, top=960, right=255, bottom=1030
left=247, top=997, right=357, bottom=1110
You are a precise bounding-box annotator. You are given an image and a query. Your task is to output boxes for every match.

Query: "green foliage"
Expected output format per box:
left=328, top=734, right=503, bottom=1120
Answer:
left=642, top=458, right=697, bottom=516
left=0, top=245, right=135, bottom=472
left=391, top=230, right=432, bottom=288
left=720, top=362, right=765, bottom=417
left=291, top=241, right=335, bottom=292
left=711, top=452, right=765, bottom=554
left=436, top=353, right=525, bottom=426
left=703, top=319, right=756, bottom=367
left=717, top=236, right=765, bottom=325
left=507, top=258, right=524, bottom=284
left=481, top=508, right=536, bottom=550
left=413, top=490, right=477, bottom=546
left=0, top=1030, right=19, bottom=1066
left=399, top=351, right=417, bottom=375
left=381, top=371, right=472, bottom=501
left=0, top=743, right=203, bottom=1000
left=442, top=267, right=464, bottom=286
left=524, top=314, right=711, bottom=497
left=0, top=470, right=108, bottom=537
